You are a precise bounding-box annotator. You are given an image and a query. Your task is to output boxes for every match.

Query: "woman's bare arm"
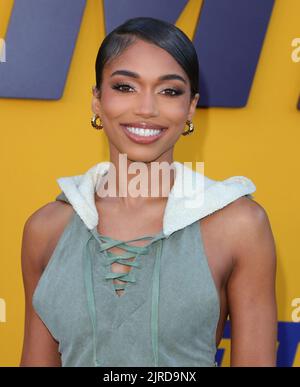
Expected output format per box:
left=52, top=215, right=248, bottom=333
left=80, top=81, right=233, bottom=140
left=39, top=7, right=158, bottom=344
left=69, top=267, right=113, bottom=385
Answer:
left=227, top=197, right=277, bottom=367
left=20, top=202, right=73, bottom=366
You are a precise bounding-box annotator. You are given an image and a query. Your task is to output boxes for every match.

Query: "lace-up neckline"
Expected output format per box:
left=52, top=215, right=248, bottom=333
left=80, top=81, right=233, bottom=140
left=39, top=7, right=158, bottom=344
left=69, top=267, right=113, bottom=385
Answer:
left=95, top=231, right=162, bottom=293
left=83, top=226, right=167, bottom=367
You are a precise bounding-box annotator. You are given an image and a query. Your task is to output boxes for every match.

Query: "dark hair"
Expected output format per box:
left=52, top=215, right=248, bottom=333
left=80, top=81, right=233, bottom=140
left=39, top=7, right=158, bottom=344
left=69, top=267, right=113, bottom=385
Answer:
left=94, top=17, right=199, bottom=100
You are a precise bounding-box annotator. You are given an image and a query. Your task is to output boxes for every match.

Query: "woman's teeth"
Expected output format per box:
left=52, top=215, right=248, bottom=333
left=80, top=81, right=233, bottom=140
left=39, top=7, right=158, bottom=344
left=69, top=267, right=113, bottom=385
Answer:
left=126, top=127, right=162, bottom=137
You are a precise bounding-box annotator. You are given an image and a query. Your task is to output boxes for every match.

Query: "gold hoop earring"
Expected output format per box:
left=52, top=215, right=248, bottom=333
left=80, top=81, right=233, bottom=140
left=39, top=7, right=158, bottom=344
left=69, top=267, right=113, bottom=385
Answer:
left=91, top=114, right=103, bottom=130
left=181, top=120, right=194, bottom=136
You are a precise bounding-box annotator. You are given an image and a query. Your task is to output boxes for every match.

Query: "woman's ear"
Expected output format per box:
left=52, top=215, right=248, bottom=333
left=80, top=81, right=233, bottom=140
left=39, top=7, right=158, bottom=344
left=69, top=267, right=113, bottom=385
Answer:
left=188, top=93, right=200, bottom=121
left=91, top=86, right=102, bottom=115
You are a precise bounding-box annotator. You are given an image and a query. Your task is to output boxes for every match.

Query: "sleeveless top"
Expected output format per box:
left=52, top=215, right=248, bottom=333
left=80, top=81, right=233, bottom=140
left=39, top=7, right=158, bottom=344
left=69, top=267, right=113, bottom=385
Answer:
left=32, top=161, right=256, bottom=367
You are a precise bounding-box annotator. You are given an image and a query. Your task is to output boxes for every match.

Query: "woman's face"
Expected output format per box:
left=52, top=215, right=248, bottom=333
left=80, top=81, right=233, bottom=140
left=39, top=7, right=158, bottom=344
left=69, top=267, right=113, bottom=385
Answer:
left=92, top=38, right=199, bottom=163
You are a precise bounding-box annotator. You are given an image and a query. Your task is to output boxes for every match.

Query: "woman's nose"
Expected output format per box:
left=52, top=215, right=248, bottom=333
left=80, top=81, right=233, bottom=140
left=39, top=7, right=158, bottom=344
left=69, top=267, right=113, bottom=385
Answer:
left=134, top=91, right=159, bottom=117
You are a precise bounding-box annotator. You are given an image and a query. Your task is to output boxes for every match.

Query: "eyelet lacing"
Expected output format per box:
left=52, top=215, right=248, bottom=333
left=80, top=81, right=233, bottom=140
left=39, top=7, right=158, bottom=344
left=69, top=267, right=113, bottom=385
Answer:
left=83, top=227, right=166, bottom=367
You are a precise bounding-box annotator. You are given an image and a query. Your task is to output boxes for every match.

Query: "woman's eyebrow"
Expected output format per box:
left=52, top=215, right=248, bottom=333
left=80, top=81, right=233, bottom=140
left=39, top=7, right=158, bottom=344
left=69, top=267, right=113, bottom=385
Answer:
left=110, top=69, right=187, bottom=84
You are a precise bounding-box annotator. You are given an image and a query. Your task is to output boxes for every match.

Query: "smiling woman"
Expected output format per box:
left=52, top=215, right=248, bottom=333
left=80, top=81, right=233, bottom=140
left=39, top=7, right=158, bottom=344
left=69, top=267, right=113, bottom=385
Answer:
left=90, top=17, right=200, bottom=161
left=20, top=17, right=277, bottom=368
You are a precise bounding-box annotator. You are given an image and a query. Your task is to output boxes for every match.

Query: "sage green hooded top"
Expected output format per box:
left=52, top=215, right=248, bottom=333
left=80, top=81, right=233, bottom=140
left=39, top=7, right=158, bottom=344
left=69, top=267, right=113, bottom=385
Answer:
left=32, top=161, right=256, bottom=367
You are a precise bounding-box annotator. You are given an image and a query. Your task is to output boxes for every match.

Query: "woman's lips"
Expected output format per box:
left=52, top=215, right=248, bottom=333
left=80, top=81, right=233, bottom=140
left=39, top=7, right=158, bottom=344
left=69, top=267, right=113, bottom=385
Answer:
left=120, top=124, right=167, bottom=144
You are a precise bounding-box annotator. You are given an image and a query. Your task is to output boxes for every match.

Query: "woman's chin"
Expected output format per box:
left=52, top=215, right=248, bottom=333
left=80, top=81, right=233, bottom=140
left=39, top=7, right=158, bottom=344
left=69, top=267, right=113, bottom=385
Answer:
left=121, top=150, right=164, bottom=164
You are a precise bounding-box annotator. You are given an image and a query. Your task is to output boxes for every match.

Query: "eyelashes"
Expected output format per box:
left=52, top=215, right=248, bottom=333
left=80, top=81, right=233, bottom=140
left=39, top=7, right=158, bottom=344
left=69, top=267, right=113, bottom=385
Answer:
left=111, top=82, right=184, bottom=97
left=111, top=83, right=134, bottom=93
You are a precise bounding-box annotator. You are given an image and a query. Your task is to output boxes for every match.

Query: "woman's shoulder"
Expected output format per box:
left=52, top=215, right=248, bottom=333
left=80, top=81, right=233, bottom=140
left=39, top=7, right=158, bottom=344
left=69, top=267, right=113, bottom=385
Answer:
left=22, top=200, right=75, bottom=271
left=220, top=195, right=275, bottom=266
left=201, top=194, right=267, bottom=228
left=210, top=195, right=270, bottom=241
left=200, top=195, right=271, bottom=264
left=222, top=195, right=269, bottom=230
left=223, top=194, right=265, bottom=214
left=24, top=200, right=75, bottom=241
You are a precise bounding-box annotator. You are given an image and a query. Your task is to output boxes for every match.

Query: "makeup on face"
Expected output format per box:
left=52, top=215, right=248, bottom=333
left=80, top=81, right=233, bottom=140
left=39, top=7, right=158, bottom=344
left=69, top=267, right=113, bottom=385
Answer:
left=108, top=68, right=188, bottom=144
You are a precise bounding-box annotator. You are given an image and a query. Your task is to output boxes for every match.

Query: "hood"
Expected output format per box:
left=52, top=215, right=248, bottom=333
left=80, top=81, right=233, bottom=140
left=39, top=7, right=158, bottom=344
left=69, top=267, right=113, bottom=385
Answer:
left=55, top=161, right=256, bottom=236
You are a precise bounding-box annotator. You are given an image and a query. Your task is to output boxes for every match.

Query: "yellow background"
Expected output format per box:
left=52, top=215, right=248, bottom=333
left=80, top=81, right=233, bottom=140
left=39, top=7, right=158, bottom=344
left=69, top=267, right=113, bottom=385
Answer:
left=0, top=0, right=299, bottom=366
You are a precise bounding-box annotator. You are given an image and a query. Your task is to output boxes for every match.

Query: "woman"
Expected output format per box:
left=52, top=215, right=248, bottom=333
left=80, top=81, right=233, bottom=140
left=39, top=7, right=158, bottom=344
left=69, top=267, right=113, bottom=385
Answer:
left=20, top=17, right=277, bottom=367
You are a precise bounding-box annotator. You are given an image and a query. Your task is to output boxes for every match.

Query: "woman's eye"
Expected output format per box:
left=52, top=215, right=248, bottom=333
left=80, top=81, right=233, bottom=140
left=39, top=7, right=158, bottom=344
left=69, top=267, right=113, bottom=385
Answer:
left=161, top=88, right=183, bottom=97
left=111, top=84, right=183, bottom=96
left=112, top=83, right=134, bottom=93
